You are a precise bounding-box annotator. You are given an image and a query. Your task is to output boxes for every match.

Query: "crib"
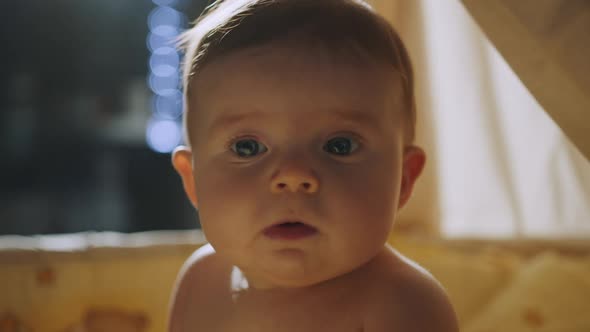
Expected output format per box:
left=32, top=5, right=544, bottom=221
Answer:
left=1, top=230, right=589, bottom=332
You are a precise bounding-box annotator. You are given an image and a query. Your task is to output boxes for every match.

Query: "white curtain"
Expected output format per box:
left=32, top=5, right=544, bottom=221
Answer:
left=369, top=0, right=590, bottom=238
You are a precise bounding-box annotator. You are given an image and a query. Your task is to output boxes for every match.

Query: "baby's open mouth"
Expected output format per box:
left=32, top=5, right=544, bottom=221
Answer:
left=263, top=221, right=318, bottom=240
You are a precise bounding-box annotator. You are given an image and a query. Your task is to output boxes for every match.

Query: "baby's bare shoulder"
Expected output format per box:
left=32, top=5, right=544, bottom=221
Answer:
left=176, top=243, right=221, bottom=279
left=362, top=247, right=459, bottom=332
left=168, top=243, right=230, bottom=332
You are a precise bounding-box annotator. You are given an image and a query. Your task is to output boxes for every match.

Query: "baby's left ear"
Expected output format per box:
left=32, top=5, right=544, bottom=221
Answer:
left=398, top=146, right=426, bottom=208
left=172, top=146, right=199, bottom=209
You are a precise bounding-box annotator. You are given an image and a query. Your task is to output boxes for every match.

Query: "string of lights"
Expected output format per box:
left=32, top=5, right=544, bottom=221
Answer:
left=146, top=0, right=187, bottom=153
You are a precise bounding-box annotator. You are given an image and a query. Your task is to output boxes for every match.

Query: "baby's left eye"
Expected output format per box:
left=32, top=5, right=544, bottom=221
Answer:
left=323, top=137, right=359, bottom=156
left=230, top=138, right=268, bottom=158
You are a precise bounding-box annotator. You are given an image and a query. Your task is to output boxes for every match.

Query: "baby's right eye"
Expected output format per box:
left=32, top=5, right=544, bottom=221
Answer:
left=323, top=136, right=359, bottom=156
left=229, top=138, right=268, bottom=158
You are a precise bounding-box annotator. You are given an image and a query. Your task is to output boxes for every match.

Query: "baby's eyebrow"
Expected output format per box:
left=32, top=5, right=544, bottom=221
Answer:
left=207, top=110, right=268, bottom=135
left=329, top=109, right=380, bottom=128
left=207, top=108, right=378, bottom=135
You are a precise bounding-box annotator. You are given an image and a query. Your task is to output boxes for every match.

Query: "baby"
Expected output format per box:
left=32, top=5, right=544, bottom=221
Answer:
left=168, top=0, right=458, bottom=331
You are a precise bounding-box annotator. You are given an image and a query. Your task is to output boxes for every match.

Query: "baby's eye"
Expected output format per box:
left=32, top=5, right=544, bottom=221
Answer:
left=323, top=137, right=359, bottom=156
left=230, top=138, right=268, bottom=158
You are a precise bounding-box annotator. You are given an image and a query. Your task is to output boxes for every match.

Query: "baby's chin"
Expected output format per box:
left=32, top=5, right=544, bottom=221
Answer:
left=246, top=271, right=338, bottom=291
left=241, top=256, right=369, bottom=291
left=242, top=264, right=330, bottom=290
left=224, top=238, right=389, bottom=290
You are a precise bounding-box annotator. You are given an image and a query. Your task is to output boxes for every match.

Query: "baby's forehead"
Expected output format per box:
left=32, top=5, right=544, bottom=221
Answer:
left=204, top=33, right=399, bottom=72
left=195, top=41, right=402, bottom=91
left=194, top=46, right=401, bottom=107
left=187, top=45, right=405, bottom=138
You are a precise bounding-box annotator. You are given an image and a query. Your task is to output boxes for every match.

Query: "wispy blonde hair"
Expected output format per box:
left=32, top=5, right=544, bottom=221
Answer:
left=178, top=0, right=416, bottom=144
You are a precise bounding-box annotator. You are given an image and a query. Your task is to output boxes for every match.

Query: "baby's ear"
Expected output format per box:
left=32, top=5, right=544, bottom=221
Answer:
left=398, top=146, right=426, bottom=209
left=172, top=146, right=198, bottom=208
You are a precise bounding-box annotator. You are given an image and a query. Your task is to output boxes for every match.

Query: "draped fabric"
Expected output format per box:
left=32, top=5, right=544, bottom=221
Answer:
left=369, top=0, right=590, bottom=238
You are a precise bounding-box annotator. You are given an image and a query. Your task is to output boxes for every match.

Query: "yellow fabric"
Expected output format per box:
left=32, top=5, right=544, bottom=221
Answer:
left=0, top=250, right=188, bottom=331
left=368, top=0, right=590, bottom=238
left=2, top=231, right=590, bottom=331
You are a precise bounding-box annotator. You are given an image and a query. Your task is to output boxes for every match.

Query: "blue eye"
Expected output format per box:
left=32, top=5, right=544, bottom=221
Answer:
left=323, top=137, right=359, bottom=156
left=230, top=138, right=268, bottom=158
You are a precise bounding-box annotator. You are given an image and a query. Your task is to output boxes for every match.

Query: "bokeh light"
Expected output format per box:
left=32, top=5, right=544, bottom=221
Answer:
left=148, top=6, right=183, bottom=30
left=151, top=25, right=179, bottom=38
left=148, top=72, right=180, bottom=96
left=146, top=1, right=184, bottom=154
left=149, top=47, right=180, bottom=77
left=152, top=91, right=183, bottom=120
left=146, top=118, right=182, bottom=153
left=152, top=0, right=177, bottom=7
left=146, top=32, right=175, bottom=53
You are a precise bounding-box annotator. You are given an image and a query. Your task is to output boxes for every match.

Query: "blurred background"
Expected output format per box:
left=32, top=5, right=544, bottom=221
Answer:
left=0, top=0, right=211, bottom=235
left=1, top=0, right=589, bottom=239
left=0, top=1, right=589, bottom=331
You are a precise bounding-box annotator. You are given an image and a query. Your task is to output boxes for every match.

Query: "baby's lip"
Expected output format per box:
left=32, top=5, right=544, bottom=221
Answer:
left=268, top=219, right=313, bottom=227
left=263, top=220, right=318, bottom=240
left=269, top=219, right=319, bottom=230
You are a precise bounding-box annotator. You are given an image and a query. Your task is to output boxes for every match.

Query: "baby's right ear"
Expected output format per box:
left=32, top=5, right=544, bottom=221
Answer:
left=172, top=146, right=198, bottom=209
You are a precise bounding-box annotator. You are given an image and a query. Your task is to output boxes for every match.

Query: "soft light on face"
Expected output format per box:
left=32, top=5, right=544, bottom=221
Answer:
left=187, top=44, right=407, bottom=289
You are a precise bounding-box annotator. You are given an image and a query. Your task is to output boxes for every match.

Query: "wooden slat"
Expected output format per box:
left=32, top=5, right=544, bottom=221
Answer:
left=460, top=0, right=590, bottom=161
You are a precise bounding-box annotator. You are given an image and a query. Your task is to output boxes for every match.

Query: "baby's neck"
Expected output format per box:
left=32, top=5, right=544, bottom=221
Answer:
left=230, top=266, right=321, bottom=296
left=230, top=247, right=390, bottom=298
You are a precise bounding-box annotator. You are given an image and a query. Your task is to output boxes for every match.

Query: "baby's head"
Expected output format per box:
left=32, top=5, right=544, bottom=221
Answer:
left=173, top=0, right=426, bottom=289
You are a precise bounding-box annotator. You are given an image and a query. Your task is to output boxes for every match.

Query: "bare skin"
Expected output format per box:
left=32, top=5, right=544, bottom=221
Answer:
left=169, top=43, right=458, bottom=331
left=169, top=243, right=458, bottom=332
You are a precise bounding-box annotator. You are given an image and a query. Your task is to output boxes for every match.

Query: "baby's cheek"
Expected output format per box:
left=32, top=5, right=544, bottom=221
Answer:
left=196, top=167, right=262, bottom=226
left=197, top=162, right=251, bottom=197
left=334, top=168, right=397, bottom=229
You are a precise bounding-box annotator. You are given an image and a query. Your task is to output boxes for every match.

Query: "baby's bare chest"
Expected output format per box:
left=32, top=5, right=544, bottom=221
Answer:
left=191, top=289, right=366, bottom=332
left=197, top=308, right=365, bottom=332
left=225, top=301, right=363, bottom=332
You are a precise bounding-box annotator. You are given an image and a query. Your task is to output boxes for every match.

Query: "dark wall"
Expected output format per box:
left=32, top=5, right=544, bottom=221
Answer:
left=0, top=0, right=210, bottom=235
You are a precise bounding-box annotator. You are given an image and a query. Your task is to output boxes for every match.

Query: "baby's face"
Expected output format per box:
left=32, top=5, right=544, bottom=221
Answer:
left=185, top=44, right=409, bottom=289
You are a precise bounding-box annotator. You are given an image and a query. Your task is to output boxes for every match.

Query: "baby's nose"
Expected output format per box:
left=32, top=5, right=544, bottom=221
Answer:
left=270, top=168, right=319, bottom=194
